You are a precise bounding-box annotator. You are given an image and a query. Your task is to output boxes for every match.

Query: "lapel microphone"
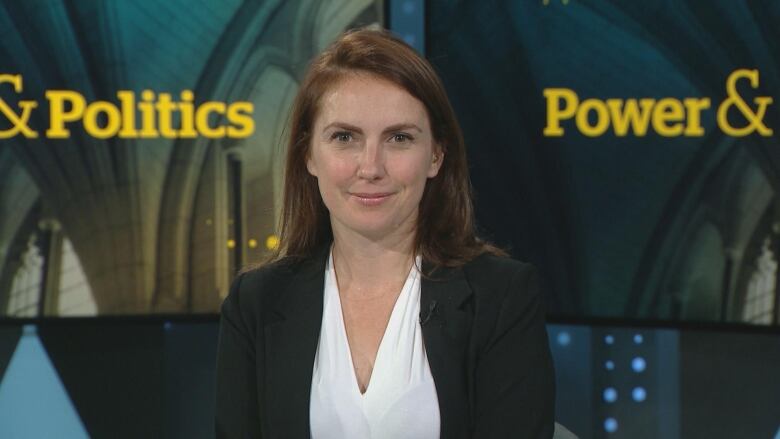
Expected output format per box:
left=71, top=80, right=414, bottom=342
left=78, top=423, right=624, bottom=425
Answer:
left=420, top=300, right=438, bottom=326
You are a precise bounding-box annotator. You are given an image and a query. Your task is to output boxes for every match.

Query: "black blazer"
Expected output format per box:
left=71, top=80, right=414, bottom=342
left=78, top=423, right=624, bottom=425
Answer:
left=215, top=245, right=555, bottom=438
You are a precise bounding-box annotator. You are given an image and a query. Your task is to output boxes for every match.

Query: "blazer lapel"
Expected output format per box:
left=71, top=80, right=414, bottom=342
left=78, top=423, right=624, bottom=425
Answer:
left=421, top=263, right=474, bottom=439
left=262, top=250, right=475, bottom=438
left=264, top=247, right=329, bottom=438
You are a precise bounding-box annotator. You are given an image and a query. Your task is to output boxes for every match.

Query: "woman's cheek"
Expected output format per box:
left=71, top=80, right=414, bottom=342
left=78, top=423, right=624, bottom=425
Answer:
left=327, top=158, right=358, bottom=182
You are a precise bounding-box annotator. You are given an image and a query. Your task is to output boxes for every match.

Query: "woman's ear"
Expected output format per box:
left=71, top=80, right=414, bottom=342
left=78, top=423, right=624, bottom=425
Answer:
left=306, top=153, right=318, bottom=177
left=428, top=145, right=444, bottom=178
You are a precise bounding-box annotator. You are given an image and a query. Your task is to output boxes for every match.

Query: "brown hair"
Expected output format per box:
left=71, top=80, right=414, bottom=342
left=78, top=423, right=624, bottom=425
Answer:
left=265, top=27, right=504, bottom=270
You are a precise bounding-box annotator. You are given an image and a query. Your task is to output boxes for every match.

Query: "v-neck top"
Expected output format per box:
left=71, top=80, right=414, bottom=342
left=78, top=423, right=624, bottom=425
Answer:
left=309, top=250, right=440, bottom=439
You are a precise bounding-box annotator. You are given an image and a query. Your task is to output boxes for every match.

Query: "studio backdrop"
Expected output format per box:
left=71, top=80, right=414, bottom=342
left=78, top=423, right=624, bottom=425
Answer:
left=429, top=0, right=780, bottom=326
left=1, top=0, right=779, bottom=327
left=0, top=0, right=385, bottom=317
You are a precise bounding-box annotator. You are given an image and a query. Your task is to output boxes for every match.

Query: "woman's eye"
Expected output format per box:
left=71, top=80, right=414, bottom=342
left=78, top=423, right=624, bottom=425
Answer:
left=390, top=133, right=412, bottom=143
left=331, top=131, right=353, bottom=142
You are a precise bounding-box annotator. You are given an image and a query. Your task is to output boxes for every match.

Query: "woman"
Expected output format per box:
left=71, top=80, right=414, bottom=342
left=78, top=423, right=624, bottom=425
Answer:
left=215, top=28, right=555, bottom=438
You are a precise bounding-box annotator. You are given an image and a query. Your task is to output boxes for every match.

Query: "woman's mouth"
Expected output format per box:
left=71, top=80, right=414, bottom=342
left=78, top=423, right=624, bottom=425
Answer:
left=350, top=192, right=394, bottom=206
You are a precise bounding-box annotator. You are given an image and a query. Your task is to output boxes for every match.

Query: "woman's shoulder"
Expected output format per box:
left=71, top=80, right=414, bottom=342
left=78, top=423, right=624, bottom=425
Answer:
left=221, top=256, right=308, bottom=320
left=460, top=253, right=547, bottom=347
left=462, top=252, right=537, bottom=286
left=236, top=257, right=299, bottom=293
left=460, top=252, right=541, bottom=307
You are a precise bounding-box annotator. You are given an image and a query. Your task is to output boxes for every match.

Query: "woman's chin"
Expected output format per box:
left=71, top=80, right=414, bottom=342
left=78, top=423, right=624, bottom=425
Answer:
left=339, top=220, right=405, bottom=241
left=331, top=208, right=417, bottom=241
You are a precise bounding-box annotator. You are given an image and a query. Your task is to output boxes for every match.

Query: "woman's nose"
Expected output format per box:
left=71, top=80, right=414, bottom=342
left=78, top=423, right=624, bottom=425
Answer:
left=357, top=142, right=385, bottom=180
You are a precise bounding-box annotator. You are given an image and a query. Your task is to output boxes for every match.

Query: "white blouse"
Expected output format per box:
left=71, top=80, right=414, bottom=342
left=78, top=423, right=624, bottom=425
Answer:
left=310, top=250, right=440, bottom=439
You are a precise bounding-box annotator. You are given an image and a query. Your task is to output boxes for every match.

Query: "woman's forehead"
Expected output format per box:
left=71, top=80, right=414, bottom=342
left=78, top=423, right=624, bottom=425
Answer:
left=315, top=75, right=430, bottom=130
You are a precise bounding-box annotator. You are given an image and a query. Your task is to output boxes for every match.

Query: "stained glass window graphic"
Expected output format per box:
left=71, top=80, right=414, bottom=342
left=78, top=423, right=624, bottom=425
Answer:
left=0, top=325, right=89, bottom=439
left=57, top=238, right=97, bottom=316
left=742, top=237, right=777, bottom=324
left=6, top=235, right=44, bottom=317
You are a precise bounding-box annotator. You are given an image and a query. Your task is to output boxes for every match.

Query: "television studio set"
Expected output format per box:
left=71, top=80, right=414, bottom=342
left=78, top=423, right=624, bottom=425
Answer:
left=0, top=1, right=778, bottom=438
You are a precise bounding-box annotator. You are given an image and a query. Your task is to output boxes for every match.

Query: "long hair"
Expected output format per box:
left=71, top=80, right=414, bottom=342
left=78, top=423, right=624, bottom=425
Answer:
left=266, top=27, right=504, bottom=270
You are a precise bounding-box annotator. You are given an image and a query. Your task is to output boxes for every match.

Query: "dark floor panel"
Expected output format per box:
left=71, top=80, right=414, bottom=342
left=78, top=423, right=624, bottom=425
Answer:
left=38, top=323, right=165, bottom=439
left=0, top=326, right=22, bottom=381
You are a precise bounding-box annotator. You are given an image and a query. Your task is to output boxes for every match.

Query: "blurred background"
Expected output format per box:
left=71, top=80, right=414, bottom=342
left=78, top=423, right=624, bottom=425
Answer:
left=0, top=0, right=778, bottom=438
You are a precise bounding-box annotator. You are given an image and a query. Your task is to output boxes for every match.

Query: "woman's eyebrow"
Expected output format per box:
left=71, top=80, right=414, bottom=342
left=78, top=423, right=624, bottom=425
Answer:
left=322, top=122, right=362, bottom=133
left=382, top=123, right=422, bottom=134
left=321, top=122, right=423, bottom=134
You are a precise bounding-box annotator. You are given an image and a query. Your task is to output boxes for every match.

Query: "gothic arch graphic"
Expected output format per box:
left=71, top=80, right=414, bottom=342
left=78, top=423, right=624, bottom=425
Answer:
left=0, top=0, right=383, bottom=315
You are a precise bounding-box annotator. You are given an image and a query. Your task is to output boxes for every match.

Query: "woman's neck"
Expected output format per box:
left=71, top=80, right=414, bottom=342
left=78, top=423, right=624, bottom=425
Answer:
left=330, top=228, right=416, bottom=300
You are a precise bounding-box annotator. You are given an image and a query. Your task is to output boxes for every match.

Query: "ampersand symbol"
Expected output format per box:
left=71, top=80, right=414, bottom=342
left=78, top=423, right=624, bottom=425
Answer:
left=716, top=69, right=773, bottom=137
left=0, top=74, right=38, bottom=139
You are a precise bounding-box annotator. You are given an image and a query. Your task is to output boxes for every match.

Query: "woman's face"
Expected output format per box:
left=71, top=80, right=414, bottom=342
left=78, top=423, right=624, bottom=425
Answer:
left=307, top=74, right=442, bottom=241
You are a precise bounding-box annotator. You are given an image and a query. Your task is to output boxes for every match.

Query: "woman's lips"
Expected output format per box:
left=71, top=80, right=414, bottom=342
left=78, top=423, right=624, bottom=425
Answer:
left=350, top=192, right=394, bottom=206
